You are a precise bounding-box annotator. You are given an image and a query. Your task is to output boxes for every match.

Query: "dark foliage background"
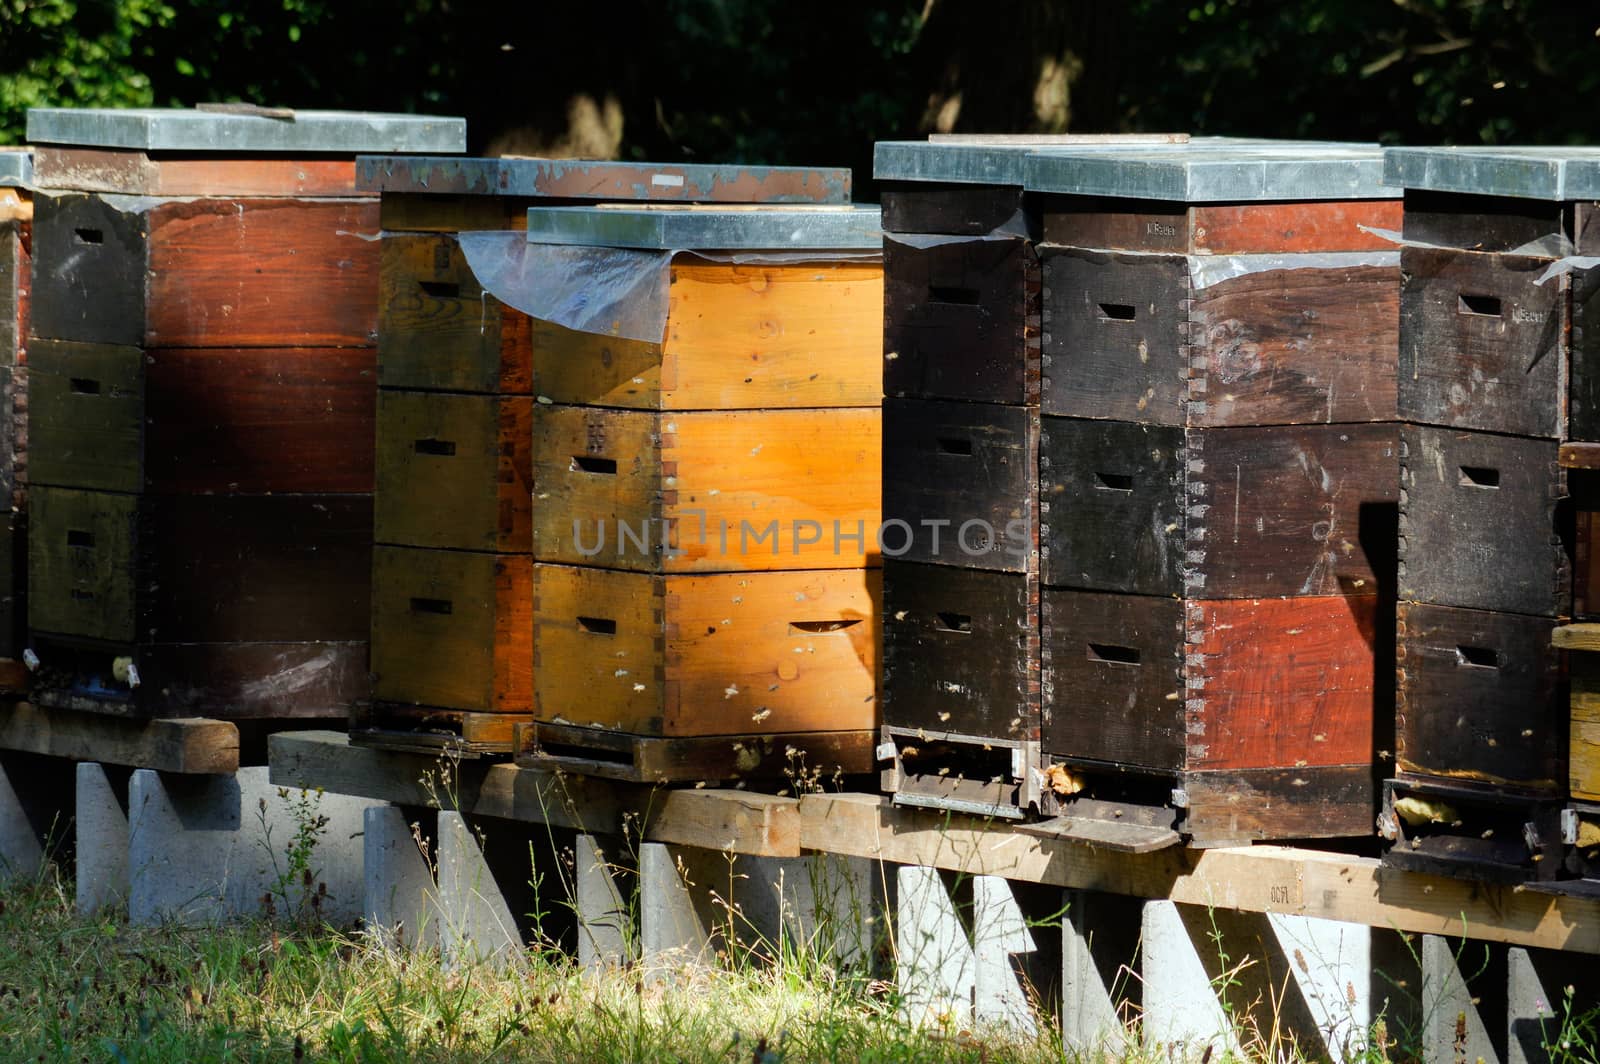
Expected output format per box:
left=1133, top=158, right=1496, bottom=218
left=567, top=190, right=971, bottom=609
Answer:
left=1, top=0, right=1595, bottom=194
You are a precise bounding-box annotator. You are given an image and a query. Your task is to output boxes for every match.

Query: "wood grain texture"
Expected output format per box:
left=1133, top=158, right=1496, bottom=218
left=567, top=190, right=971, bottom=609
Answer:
left=146, top=198, right=379, bottom=347
left=797, top=792, right=1600, bottom=954
left=0, top=217, right=27, bottom=366
left=1396, top=601, right=1564, bottom=794
left=531, top=406, right=881, bottom=572
left=880, top=397, right=1037, bottom=572
left=1398, top=247, right=1566, bottom=437
left=1041, top=588, right=1186, bottom=771
left=0, top=701, right=238, bottom=773
left=1041, top=248, right=1400, bottom=425
left=532, top=260, right=882, bottom=410
left=1043, top=591, right=1379, bottom=776
left=0, top=512, right=24, bottom=660
left=269, top=730, right=803, bottom=857
left=1041, top=418, right=1398, bottom=599
left=1040, top=417, right=1184, bottom=594
left=376, top=233, right=533, bottom=394
left=883, top=235, right=1038, bottom=405
left=1572, top=652, right=1600, bottom=801
left=29, top=636, right=365, bottom=719
left=878, top=183, right=1028, bottom=237
left=1041, top=197, right=1402, bottom=253
left=532, top=564, right=879, bottom=738
left=28, top=487, right=371, bottom=644
left=32, top=194, right=380, bottom=348
left=1180, top=765, right=1376, bottom=844
left=520, top=721, right=875, bottom=784
left=32, top=148, right=360, bottom=197
left=881, top=561, right=1038, bottom=740
left=1040, top=247, right=1188, bottom=423
left=370, top=546, right=532, bottom=714
left=374, top=391, right=531, bottom=552
left=1398, top=425, right=1568, bottom=617
left=32, top=341, right=375, bottom=494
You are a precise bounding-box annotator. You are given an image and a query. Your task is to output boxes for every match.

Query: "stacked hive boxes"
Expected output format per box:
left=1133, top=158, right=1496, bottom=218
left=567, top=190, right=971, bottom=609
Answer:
left=1378, top=147, right=1598, bottom=879
left=512, top=205, right=885, bottom=782
left=1026, top=145, right=1404, bottom=845
left=871, top=137, right=1081, bottom=819
left=358, top=157, right=856, bottom=751
left=0, top=149, right=29, bottom=661
left=22, top=108, right=464, bottom=717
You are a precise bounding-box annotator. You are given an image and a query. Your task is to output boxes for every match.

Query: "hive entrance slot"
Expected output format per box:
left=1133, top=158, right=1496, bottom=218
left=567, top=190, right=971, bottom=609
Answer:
left=1095, top=472, right=1135, bottom=492
left=69, top=378, right=101, bottom=396
left=572, top=456, right=618, bottom=475
left=1459, top=466, right=1501, bottom=489
left=419, top=281, right=461, bottom=299
left=414, top=438, right=456, bottom=457
left=1099, top=303, right=1137, bottom=321
left=790, top=619, right=861, bottom=634
left=928, top=285, right=981, bottom=306
left=578, top=616, right=617, bottom=635
left=67, top=530, right=94, bottom=548
left=935, top=612, right=972, bottom=634
left=1455, top=645, right=1500, bottom=669
left=1088, top=643, right=1141, bottom=665
left=1458, top=294, right=1503, bottom=317
left=410, top=597, right=453, bottom=615
left=937, top=437, right=973, bottom=456
left=74, top=228, right=103, bottom=245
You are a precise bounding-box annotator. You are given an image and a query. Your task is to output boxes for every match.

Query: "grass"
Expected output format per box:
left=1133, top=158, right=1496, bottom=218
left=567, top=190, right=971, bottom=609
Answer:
left=0, top=863, right=1082, bottom=1063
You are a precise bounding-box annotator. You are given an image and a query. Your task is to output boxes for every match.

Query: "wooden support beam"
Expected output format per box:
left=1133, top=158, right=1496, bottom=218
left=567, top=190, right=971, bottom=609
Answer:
left=1554, top=623, right=1600, bottom=652
left=269, top=731, right=799, bottom=858
left=0, top=702, right=238, bottom=774
left=799, top=793, right=1600, bottom=955
left=1560, top=441, right=1600, bottom=469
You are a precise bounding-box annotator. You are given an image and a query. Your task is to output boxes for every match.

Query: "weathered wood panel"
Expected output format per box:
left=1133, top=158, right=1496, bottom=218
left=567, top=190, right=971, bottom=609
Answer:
left=1571, top=652, right=1600, bottom=802
left=1398, top=247, right=1566, bottom=437
left=1396, top=601, right=1564, bottom=795
left=1041, top=418, right=1398, bottom=599
left=531, top=406, right=881, bottom=572
left=883, top=235, right=1037, bottom=405
left=374, top=390, right=531, bottom=553
left=32, top=148, right=359, bottom=197
left=533, top=564, right=879, bottom=738
left=28, top=487, right=371, bottom=644
left=531, top=260, right=882, bottom=410
left=881, top=561, right=1038, bottom=740
left=1571, top=263, right=1600, bottom=442
left=370, top=546, right=532, bottom=714
left=376, top=232, right=532, bottom=394
left=1401, top=189, right=1572, bottom=254
left=1041, top=197, right=1402, bottom=254
left=880, top=397, right=1036, bottom=572
left=1041, top=248, right=1399, bottom=426
left=1398, top=425, right=1568, bottom=617
left=31, top=194, right=380, bottom=348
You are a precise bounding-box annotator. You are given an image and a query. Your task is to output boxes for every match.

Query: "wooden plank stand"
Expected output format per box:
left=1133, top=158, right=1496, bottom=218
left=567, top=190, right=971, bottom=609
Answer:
left=348, top=701, right=531, bottom=758
left=515, top=720, right=876, bottom=786
left=1379, top=776, right=1565, bottom=885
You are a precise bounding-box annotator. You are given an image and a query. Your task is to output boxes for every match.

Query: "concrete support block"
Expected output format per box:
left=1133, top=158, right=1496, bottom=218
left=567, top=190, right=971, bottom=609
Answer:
left=737, top=853, right=878, bottom=968
left=1141, top=900, right=1241, bottom=1058
left=896, top=864, right=974, bottom=1026
left=436, top=811, right=521, bottom=969
left=0, top=757, right=43, bottom=881
left=1062, top=894, right=1129, bottom=1056
left=971, top=875, right=1039, bottom=1035
left=575, top=833, right=633, bottom=971
left=74, top=762, right=128, bottom=916
left=363, top=805, right=439, bottom=950
left=1269, top=913, right=1373, bottom=1062
left=1422, top=934, right=1499, bottom=1064
left=639, top=842, right=720, bottom=977
left=128, top=767, right=375, bottom=927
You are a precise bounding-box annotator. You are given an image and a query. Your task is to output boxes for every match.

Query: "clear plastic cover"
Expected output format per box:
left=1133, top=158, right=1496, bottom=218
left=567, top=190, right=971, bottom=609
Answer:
left=459, top=230, right=880, bottom=343
left=1187, top=250, right=1399, bottom=289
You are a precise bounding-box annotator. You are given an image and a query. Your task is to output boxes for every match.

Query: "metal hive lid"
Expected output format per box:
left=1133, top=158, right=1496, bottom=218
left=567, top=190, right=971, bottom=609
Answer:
left=1023, top=144, right=1388, bottom=202
left=523, top=205, right=883, bottom=249
left=353, top=155, right=852, bottom=203
left=1383, top=146, right=1600, bottom=202
left=0, top=149, right=31, bottom=188
left=25, top=108, right=466, bottom=154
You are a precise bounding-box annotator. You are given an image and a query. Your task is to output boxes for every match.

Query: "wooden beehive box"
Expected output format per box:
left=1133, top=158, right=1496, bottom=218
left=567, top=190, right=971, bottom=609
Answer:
left=1383, top=147, right=1600, bottom=440
left=531, top=404, right=882, bottom=573
left=23, top=107, right=464, bottom=715
left=524, top=563, right=878, bottom=780
left=0, top=149, right=30, bottom=661
left=27, top=487, right=370, bottom=716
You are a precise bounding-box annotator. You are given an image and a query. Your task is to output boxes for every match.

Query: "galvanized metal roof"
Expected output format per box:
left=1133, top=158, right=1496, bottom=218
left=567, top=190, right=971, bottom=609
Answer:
left=524, top=205, right=883, bottom=249
left=0, top=149, right=31, bottom=188
left=1383, top=146, right=1600, bottom=201
left=355, top=155, right=851, bottom=203
left=1022, top=146, right=1388, bottom=202
left=25, top=108, right=466, bottom=154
